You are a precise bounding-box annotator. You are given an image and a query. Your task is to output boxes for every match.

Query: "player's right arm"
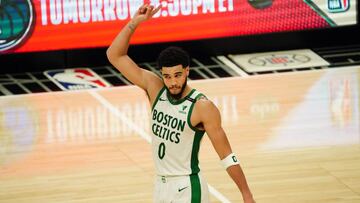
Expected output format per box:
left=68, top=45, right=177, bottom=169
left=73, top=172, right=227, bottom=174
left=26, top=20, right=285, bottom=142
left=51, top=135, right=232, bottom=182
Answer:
left=106, top=4, right=162, bottom=101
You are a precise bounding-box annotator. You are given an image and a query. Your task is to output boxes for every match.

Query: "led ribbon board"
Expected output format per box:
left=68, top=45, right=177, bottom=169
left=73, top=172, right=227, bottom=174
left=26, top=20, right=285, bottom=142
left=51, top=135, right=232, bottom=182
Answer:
left=0, top=0, right=356, bottom=53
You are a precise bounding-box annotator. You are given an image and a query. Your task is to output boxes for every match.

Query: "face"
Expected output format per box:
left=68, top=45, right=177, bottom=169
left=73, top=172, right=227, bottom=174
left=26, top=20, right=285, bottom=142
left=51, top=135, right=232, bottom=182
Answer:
left=161, top=65, right=189, bottom=99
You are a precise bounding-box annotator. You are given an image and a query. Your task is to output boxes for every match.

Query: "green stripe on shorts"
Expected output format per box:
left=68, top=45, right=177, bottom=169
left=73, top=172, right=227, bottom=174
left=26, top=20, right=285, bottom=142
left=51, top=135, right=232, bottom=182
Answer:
left=190, top=174, right=201, bottom=203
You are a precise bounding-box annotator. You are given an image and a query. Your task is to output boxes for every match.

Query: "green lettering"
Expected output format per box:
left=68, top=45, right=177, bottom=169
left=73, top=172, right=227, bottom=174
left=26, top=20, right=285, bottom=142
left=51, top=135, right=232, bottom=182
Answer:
left=171, top=117, right=178, bottom=129
left=157, top=112, right=164, bottom=123
left=155, top=124, right=161, bottom=136
left=169, top=131, right=175, bottom=143
left=158, top=142, right=165, bottom=159
left=159, top=125, right=164, bottom=138
left=163, top=128, right=169, bottom=140
left=177, top=119, right=185, bottom=132
left=167, top=115, right=173, bottom=127
left=152, top=109, right=157, bottom=120
left=152, top=123, right=157, bottom=136
left=163, top=114, right=169, bottom=126
left=175, top=132, right=180, bottom=144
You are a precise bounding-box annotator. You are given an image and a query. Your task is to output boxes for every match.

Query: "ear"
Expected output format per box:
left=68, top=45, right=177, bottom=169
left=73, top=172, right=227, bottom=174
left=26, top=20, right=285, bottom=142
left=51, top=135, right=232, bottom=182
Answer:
left=185, top=66, right=190, bottom=77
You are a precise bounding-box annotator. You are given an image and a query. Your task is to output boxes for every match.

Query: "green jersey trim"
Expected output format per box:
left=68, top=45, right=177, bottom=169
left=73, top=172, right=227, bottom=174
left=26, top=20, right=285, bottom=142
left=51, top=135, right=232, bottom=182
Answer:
left=167, top=89, right=196, bottom=105
left=190, top=174, right=201, bottom=203
left=187, top=93, right=206, bottom=132
left=151, top=86, right=166, bottom=111
left=191, top=130, right=204, bottom=174
left=189, top=92, right=206, bottom=174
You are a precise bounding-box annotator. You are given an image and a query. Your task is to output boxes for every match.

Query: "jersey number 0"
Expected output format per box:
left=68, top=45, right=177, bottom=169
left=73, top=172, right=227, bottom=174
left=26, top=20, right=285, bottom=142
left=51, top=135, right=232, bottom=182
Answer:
left=158, top=142, right=166, bottom=159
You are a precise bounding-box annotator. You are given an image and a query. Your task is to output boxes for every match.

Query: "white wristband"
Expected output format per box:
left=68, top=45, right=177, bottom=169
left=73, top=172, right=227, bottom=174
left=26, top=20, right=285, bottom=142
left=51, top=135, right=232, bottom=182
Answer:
left=221, top=153, right=239, bottom=169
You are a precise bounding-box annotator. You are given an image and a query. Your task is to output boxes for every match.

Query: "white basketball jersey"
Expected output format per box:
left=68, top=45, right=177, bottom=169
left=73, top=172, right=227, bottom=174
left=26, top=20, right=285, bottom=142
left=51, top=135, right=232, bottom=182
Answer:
left=151, top=87, right=205, bottom=176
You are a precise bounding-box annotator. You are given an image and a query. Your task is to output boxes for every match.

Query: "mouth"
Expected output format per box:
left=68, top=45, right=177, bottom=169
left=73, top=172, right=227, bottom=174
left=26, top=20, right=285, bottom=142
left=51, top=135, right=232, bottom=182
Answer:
left=170, top=87, right=180, bottom=91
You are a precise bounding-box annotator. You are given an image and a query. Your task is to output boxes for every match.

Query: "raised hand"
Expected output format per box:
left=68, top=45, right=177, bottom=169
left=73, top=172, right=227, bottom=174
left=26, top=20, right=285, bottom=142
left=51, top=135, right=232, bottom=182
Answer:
left=132, top=4, right=161, bottom=25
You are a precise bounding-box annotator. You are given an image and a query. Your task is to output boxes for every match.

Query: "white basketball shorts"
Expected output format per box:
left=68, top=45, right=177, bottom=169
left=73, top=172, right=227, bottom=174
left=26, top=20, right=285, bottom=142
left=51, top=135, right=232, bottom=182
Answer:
left=153, top=173, right=210, bottom=203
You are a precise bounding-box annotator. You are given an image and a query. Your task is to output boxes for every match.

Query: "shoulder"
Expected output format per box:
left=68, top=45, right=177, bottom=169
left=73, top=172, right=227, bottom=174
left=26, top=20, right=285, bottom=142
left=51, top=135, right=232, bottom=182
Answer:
left=193, top=95, right=220, bottom=117
left=144, top=69, right=163, bottom=90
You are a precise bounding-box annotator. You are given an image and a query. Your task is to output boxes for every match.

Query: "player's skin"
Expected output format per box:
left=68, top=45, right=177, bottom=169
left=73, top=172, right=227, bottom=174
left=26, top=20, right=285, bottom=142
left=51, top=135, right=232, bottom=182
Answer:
left=106, top=4, right=255, bottom=203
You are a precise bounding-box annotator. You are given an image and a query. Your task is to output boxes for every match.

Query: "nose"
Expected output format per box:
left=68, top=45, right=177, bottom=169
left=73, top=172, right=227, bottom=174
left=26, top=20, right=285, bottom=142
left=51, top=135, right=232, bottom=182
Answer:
left=169, top=78, right=178, bottom=88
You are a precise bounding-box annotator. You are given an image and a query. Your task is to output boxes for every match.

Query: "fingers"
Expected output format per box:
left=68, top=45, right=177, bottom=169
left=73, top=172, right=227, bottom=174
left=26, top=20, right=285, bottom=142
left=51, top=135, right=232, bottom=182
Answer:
left=139, top=3, right=148, bottom=15
left=138, top=3, right=160, bottom=15
left=151, top=4, right=161, bottom=16
left=145, top=5, right=153, bottom=17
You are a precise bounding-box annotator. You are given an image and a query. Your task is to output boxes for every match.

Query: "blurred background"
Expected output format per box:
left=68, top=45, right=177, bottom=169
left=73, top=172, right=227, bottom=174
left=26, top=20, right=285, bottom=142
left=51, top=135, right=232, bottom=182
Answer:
left=0, top=0, right=359, bottom=78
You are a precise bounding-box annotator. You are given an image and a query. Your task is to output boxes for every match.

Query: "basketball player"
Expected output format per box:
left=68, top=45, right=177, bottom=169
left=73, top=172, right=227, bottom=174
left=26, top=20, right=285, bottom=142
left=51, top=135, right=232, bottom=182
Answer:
left=107, top=4, right=255, bottom=203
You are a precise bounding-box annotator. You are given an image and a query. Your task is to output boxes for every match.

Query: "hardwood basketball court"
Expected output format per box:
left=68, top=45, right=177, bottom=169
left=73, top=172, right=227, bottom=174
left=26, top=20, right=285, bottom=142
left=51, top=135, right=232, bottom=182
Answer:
left=1, top=66, right=359, bottom=203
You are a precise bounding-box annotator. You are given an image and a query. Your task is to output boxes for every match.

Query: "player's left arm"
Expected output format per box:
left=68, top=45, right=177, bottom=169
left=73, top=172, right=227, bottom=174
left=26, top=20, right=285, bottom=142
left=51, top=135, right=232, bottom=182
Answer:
left=196, top=99, right=255, bottom=203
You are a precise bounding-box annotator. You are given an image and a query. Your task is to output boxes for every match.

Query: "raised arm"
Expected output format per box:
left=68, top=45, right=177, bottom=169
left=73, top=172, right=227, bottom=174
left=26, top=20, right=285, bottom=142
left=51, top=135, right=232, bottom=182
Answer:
left=195, top=99, right=255, bottom=203
left=106, top=4, right=162, bottom=99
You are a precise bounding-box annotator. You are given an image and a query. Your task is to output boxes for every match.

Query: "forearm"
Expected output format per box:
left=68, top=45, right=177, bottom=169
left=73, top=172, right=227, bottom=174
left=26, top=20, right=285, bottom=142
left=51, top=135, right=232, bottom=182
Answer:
left=106, top=19, right=140, bottom=60
left=226, top=164, right=254, bottom=201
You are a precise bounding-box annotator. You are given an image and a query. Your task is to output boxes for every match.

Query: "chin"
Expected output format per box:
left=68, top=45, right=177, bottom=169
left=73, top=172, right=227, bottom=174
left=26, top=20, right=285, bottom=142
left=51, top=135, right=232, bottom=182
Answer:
left=172, top=90, right=180, bottom=94
left=170, top=89, right=180, bottom=94
left=169, top=91, right=182, bottom=99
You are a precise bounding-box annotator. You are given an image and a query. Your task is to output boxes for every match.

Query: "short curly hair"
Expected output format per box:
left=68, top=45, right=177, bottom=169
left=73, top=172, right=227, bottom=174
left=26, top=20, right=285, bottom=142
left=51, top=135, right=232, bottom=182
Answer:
left=157, top=46, right=190, bottom=70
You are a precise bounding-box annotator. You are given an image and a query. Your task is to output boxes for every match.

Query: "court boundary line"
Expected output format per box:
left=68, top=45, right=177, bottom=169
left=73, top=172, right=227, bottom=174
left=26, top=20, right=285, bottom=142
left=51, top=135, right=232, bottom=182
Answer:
left=89, top=90, right=232, bottom=203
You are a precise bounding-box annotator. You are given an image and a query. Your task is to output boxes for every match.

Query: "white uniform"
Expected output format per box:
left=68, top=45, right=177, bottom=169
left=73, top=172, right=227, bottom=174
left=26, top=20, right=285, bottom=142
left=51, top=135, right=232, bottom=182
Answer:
left=151, top=87, right=210, bottom=203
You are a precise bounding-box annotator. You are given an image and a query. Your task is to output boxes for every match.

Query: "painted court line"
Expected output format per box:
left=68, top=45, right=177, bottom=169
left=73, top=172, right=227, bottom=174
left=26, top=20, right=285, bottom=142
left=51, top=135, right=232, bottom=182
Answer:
left=89, top=90, right=232, bottom=203
left=89, top=90, right=151, bottom=143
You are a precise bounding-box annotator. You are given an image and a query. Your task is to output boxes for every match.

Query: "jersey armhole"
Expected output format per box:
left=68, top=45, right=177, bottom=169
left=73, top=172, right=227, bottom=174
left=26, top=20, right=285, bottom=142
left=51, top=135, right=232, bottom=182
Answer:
left=151, top=86, right=166, bottom=111
left=187, top=93, right=206, bottom=132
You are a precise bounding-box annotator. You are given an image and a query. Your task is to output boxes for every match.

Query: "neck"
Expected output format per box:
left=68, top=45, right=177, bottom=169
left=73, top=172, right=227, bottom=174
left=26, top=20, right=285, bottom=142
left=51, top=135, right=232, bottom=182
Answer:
left=180, top=86, right=192, bottom=99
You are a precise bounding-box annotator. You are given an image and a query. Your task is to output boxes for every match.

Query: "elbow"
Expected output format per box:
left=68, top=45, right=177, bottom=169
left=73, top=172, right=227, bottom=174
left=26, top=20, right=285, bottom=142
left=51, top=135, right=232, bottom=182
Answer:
left=106, top=48, right=114, bottom=63
left=106, top=47, right=127, bottom=65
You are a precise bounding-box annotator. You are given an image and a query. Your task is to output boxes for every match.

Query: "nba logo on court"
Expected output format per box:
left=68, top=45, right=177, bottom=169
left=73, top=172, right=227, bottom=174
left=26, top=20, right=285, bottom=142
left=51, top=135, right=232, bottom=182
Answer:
left=328, top=0, right=350, bottom=13
left=44, top=68, right=111, bottom=91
